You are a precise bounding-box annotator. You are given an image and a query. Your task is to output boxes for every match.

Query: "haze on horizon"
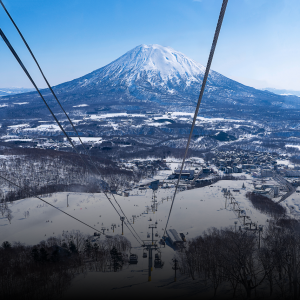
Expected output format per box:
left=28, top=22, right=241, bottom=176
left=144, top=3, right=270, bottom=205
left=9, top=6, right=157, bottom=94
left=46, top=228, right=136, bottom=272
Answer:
left=0, top=0, right=299, bottom=92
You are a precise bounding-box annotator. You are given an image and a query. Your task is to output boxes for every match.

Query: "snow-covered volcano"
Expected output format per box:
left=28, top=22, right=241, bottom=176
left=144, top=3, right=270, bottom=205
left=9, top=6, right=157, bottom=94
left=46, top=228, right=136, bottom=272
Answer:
left=56, top=44, right=212, bottom=93
left=96, top=44, right=206, bottom=85
left=52, top=44, right=292, bottom=111
left=1, top=44, right=297, bottom=119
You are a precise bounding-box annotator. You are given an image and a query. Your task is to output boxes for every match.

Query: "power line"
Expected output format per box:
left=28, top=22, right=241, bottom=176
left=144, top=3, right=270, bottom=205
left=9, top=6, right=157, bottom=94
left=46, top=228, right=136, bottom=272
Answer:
left=102, top=192, right=142, bottom=245
left=162, top=0, right=229, bottom=239
left=111, top=194, right=143, bottom=243
left=0, top=28, right=90, bottom=173
left=0, top=0, right=143, bottom=244
left=0, top=174, right=103, bottom=235
left=0, top=171, right=142, bottom=245
left=0, top=0, right=105, bottom=182
left=0, top=28, right=142, bottom=245
left=0, top=0, right=83, bottom=145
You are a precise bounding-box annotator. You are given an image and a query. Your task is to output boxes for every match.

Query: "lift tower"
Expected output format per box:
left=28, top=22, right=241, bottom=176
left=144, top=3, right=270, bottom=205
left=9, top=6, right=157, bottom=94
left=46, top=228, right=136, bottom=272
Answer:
left=149, top=180, right=159, bottom=213
left=132, top=215, right=136, bottom=224
left=149, top=223, right=157, bottom=245
left=111, top=223, right=116, bottom=233
left=142, top=241, right=158, bottom=282
left=120, top=216, right=125, bottom=235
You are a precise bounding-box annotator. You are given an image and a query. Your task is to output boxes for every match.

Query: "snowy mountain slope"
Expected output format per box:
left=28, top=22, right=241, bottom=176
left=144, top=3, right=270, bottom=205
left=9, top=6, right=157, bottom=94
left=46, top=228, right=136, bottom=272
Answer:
left=66, top=44, right=207, bottom=90
left=0, top=44, right=297, bottom=120
left=53, top=44, right=272, bottom=105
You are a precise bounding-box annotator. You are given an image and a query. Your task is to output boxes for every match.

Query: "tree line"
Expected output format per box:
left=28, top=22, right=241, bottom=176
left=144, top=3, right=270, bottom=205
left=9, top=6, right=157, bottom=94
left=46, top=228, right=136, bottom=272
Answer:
left=176, top=218, right=300, bottom=299
left=0, top=230, right=131, bottom=300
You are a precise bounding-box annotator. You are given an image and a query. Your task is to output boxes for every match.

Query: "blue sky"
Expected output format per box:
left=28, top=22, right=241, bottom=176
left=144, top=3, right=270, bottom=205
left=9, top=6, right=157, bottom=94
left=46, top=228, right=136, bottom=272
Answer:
left=0, top=0, right=300, bottom=90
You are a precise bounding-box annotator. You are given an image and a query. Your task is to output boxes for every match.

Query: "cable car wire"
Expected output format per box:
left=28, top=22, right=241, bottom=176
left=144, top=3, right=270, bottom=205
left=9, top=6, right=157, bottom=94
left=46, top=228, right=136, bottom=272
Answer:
left=162, top=0, right=229, bottom=239
left=0, top=0, right=106, bottom=180
left=0, top=174, right=104, bottom=235
left=0, top=28, right=142, bottom=246
left=0, top=0, right=143, bottom=244
left=0, top=28, right=88, bottom=169
left=0, top=171, right=142, bottom=245
left=0, top=0, right=104, bottom=186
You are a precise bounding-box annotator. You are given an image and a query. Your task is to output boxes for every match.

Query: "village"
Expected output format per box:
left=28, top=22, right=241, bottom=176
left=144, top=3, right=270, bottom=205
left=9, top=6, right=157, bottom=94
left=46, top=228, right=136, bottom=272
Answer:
left=114, top=150, right=300, bottom=206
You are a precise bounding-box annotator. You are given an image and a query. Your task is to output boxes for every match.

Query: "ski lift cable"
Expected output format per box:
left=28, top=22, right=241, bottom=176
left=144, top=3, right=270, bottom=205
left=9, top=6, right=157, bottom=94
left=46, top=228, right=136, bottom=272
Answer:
left=0, top=171, right=142, bottom=245
left=0, top=1, right=143, bottom=244
left=162, top=0, right=229, bottom=238
left=0, top=42, right=141, bottom=248
left=0, top=29, right=89, bottom=173
left=111, top=194, right=143, bottom=244
left=0, top=0, right=106, bottom=192
left=0, top=173, right=104, bottom=235
left=0, top=29, right=141, bottom=244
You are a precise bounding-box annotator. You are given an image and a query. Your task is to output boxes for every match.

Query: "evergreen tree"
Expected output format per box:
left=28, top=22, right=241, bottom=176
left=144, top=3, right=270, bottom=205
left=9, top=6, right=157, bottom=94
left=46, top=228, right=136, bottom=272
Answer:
left=93, top=243, right=99, bottom=260
left=110, top=246, right=122, bottom=272
left=61, top=242, right=68, bottom=249
left=69, top=241, right=78, bottom=254
left=39, top=247, right=49, bottom=262
left=69, top=240, right=78, bottom=254
left=1, top=241, right=11, bottom=250
left=31, top=247, right=40, bottom=262
left=50, top=246, right=60, bottom=263
left=84, top=239, right=92, bottom=258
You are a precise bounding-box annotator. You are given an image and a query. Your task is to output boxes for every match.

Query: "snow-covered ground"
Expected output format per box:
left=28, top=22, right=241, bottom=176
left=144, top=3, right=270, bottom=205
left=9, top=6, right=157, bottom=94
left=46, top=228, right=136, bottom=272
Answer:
left=277, top=159, right=291, bottom=166
left=1, top=175, right=269, bottom=247
left=281, top=192, right=300, bottom=217
left=69, top=137, right=103, bottom=144
left=73, top=104, right=89, bottom=107
left=0, top=169, right=290, bottom=298
left=286, top=144, right=300, bottom=151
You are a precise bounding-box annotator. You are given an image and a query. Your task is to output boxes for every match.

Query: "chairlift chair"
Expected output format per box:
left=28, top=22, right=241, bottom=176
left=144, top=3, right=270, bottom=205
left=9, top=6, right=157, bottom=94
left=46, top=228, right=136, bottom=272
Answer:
left=143, top=249, right=147, bottom=258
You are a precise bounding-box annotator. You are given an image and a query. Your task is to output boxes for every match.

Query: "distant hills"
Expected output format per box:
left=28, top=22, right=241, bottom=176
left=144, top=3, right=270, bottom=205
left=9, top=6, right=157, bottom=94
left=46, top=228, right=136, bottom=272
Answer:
left=262, top=87, right=300, bottom=97
left=0, top=87, right=34, bottom=96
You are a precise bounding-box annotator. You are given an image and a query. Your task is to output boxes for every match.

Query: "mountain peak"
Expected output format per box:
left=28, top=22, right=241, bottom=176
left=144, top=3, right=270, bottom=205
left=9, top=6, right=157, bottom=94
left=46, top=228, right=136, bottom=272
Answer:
left=3, top=44, right=294, bottom=116
left=97, top=44, right=207, bottom=85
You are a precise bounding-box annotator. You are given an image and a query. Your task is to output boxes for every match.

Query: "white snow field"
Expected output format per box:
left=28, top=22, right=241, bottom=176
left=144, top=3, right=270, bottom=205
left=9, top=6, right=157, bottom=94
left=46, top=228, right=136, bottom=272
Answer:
left=282, top=192, right=300, bottom=217
left=1, top=178, right=269, bottom=246
left=69, top=137, right=103, bottom=144
left=0, top=173, right=282, bottom=299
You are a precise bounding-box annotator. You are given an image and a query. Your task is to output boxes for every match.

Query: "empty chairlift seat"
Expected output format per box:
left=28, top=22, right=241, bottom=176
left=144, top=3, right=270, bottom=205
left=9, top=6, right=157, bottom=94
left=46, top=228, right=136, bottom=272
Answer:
left=154, top=253, right=164, bottom=268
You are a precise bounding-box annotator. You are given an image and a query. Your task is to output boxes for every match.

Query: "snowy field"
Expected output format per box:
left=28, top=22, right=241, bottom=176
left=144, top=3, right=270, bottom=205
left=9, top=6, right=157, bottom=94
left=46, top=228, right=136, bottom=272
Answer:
left=69, top=137, right=103, bottom=144
left=281, top=192, right=300, bottom=217
left=0, top=171, right=288, bottom=298
left=1, top=177, right=270, bottom=247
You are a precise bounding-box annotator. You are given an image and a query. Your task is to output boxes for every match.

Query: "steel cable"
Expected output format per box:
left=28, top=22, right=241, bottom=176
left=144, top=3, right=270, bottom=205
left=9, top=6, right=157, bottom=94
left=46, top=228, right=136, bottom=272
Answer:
left=0, top=0, right=143, bottom=244
left=162, top=0, right=229, bottom=239
left=0, top=174, right=104, bottom=235
left=0, top=28, right=142, bottom=246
